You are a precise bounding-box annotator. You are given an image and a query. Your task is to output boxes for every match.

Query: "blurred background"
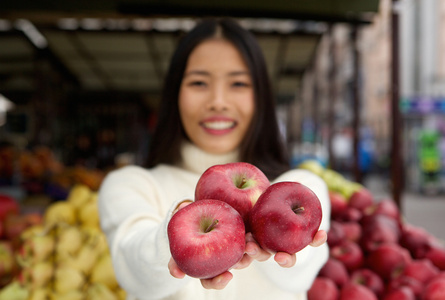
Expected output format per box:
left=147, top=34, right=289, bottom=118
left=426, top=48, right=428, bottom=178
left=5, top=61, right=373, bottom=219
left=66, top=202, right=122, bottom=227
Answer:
left=0, top=1, right=444, bottom=217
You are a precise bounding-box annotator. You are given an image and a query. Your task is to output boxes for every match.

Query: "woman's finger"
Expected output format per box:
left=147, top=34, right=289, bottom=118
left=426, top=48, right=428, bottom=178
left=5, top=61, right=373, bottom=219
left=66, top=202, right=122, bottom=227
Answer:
left=200, top=271, right=233, bottom=290
left=232, top=253, right=253, bottom=270
left=168, top=258, right=185, bottom=279
left=244, top=232, right=272, bottom=262
left=274, top=252, right=296, bottom=268
left=310, top=230, right=328, bottom=247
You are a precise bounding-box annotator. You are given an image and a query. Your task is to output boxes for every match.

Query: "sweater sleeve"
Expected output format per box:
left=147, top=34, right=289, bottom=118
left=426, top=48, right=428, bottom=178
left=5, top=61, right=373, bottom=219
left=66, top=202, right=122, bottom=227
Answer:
left=98, top=166, right=192, bottom=300
left=253, top=169, right=331, bottom=294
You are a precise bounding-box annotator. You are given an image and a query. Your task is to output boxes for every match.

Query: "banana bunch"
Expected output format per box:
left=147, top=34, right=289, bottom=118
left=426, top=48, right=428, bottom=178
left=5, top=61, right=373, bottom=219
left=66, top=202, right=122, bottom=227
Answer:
left=0, top=184, right=126, bottom=300
left=298, top=160, right=363, bottom=199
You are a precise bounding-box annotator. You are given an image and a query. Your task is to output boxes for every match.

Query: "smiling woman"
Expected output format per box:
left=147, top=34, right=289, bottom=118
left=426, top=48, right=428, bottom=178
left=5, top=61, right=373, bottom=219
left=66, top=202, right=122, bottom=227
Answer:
left=146, top=18, right=289, bottom=180
left=98, top=17, right=330, bottom=300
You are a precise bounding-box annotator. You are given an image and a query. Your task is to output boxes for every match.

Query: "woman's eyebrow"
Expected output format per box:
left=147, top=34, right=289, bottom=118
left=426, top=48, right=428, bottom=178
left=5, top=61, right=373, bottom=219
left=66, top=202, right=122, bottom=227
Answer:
left=183, top=70, right=210, bottom=77
left=183, top=70, right=250, bottom=77
left=228, top=71, right=249, bottom=76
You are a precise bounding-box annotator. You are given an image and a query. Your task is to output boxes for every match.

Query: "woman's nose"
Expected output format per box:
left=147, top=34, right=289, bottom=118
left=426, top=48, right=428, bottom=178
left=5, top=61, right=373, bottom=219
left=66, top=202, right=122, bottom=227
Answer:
left=207, top=85, right=228, bottom=111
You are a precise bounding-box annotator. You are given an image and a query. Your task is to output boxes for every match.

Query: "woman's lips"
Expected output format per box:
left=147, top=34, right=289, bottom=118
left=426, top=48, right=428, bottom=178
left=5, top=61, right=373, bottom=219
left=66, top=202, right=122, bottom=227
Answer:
left=200, top=118, right=236, bottom=135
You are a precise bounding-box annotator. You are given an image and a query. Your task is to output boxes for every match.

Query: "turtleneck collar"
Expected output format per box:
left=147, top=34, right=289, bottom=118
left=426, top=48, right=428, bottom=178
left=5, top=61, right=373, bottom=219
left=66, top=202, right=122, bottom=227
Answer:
left=179, top=141, right=240, bottom=174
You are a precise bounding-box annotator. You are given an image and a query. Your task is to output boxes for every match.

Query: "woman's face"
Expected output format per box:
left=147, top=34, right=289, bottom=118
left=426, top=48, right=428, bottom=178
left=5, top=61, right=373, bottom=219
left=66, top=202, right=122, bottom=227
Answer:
left=179, top=38, right=255, bottom=154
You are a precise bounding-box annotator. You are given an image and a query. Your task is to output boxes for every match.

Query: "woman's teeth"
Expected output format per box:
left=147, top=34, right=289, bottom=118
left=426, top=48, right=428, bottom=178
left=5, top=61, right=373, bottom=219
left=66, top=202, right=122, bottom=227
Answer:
left=202, top=121, right=235, bottom=130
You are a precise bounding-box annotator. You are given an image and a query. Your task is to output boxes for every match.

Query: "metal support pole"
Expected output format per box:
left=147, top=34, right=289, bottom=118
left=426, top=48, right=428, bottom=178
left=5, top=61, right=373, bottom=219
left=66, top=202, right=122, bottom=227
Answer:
left=327, top=24, right=337, bottom=170
left=391, top=0, right=403, bottom=209
left=351, top=26, right=362, bottom=183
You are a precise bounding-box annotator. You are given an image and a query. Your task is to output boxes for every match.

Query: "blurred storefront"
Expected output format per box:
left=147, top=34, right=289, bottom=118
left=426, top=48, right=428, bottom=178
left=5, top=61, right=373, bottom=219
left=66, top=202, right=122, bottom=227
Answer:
left=399, top=0, right=445, bottom=194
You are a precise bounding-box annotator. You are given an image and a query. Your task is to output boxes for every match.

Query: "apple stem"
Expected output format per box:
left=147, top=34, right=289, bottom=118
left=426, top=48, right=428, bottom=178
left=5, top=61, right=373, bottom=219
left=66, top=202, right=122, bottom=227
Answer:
left=204, top=219, right=219, bottom=233
left=293, top=206, right=305, bottom=214
left=237, top=177, right=247, bottom=189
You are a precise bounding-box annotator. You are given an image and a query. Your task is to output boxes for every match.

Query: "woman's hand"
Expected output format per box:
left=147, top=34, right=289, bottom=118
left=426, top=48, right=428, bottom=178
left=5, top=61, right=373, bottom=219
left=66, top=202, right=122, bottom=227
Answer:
left=169, top=258, right=234, bottom=289
left=168, top=200, right=328, bottom=290
left=235, top=229, right=328, bottom=269
left=235, top=232, right=296, bottom=268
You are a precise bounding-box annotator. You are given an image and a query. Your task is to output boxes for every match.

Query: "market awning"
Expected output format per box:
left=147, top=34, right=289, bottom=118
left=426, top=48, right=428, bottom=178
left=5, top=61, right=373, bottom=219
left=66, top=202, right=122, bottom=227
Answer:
left=0, top=0, right=380, bottom=99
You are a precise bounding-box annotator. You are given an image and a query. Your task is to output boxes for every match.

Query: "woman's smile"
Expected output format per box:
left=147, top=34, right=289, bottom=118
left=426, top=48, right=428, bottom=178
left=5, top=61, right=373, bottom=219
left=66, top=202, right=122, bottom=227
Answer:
left=200, top=117, right=237, bottom=135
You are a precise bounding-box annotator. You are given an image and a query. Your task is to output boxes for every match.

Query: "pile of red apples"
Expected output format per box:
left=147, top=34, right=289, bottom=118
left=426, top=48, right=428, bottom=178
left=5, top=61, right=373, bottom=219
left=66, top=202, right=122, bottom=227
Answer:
left=168, top=162, right=323, bottom=279
left=308, top=187, right=445, bottom=300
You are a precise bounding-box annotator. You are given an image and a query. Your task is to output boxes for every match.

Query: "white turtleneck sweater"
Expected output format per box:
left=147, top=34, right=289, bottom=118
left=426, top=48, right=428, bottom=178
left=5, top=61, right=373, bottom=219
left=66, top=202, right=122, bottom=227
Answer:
left=98, top=142, right=330, bottom=300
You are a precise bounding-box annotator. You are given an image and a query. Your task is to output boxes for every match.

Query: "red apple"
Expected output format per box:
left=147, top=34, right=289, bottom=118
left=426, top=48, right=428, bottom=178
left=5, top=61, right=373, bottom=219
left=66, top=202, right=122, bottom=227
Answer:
left=387, top=275, right=423, bottom=299
left=348, top=188, right=374, bottom=212
left=337, top=206, right=363, bottom=223
left=308, top=277, right=339, bottom=300
left=425, top=244, right=445, bottom=270
left=365, top=243, right=412, bottom=282
left=383, top=286, right=416, bottom=300
left=422, top=275, right=445, bottom=300
left=360, top=214, right=401, bottom=252
left=318, top=257, right=350, bottom=288
left=167, top=199, right=245, bottom=279
left=341, top=221, right=362, bottom=243
left=327, top=220, right=346, bottom=247
left=195, top=162, right=270, bottom=225
left=365, top=198, right=400, bottom=221
left=400, top=224, right=433, bottom=259
left=402, top=259, right=440, bottom=284
left=330, top=240, right=364, bottom=272
left=350, top=268, right=385, bottom=297
left=340, top=282, right=378, bottom=300
left=249, top=181, right=322, bottom=254
left=0, top=195, right=19, bottom=223
left=329, top=191, right=348, bottom=220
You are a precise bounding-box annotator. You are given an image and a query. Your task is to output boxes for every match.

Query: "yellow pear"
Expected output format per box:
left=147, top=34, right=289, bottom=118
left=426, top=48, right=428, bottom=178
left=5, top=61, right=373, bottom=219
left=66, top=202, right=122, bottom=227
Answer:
left=17, top=235, right=55, bottom=267
left=19, top=260, right=54, bottom=290
left=82, top=227, right=109, bottom=256
left=61, top=242, right=101, bottom=276
left=44, top=202, right=77, bottom=227
left=53, top=266, right=85, bottom=294
left=78, top=197, right=100, bottom=229
left=86, top=283, right=118, bottom=300
left=90, top=253, right=118, bottom=290
left=49, top=290, right=85, bottom=300
left=28, top=287, right=51, bottom=300
left=67, top=184, right=92, bottom=210
left=20, top=225, right=46, bottom=241
left=0, top=281, right=29, bottom=300
left=55, top=225, right=84, bottom=258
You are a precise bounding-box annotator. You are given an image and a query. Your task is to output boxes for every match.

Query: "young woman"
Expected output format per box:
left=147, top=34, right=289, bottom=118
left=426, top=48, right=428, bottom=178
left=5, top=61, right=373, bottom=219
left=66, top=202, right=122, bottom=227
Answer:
left=98, top=18, right=330, bottom=300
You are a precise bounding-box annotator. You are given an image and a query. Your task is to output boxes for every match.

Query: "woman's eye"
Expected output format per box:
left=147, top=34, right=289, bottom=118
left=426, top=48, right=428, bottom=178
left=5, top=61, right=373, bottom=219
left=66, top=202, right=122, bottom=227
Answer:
left=232, top=81, right=250, bottom=88
left=189, top=81, right=207, bottom=87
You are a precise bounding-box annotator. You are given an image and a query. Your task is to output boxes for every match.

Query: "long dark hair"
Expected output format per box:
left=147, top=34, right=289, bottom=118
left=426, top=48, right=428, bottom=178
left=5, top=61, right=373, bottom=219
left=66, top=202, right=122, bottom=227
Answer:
left=146, top=18, right=289, bottom=180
